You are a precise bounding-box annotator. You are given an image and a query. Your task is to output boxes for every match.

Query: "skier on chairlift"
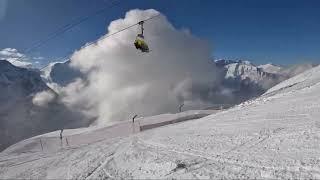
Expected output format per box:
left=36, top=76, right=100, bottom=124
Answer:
left=134, top=21, right=149, bottom=53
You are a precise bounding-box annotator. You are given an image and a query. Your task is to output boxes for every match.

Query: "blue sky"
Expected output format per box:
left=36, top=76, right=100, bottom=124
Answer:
left=0, top=0, right=320, bottom=66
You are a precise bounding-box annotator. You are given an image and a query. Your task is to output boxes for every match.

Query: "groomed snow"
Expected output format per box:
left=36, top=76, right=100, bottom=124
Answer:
left=1, top=65, right=320, bottom=179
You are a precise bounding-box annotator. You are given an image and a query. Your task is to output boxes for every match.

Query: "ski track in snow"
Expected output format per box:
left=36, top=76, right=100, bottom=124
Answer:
left=1, top=65, right=320, bottom=179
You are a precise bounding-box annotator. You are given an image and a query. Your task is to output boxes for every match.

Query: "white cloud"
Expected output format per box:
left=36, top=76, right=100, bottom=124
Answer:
left=32, top=90, right=56, bottom=107
left=59, top=9, right=221, bottom=124
left=0, top=48, right=23, bottom=57
left=0, top=48, right=32, bottom=68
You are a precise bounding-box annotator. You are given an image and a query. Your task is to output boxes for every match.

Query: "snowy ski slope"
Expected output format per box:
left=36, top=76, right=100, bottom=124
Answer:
left=1, top=65, right=320, bottom=179
left=1, top=110, right=217, bottom=154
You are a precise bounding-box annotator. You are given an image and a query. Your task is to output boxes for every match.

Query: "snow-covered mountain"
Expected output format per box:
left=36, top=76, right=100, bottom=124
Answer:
left=216, top=59, right=318, bottom=90
left=0, top=60, right=90, bottom=151
left=1, top=64, right=320, bottom=179
left=215, top=59, right=283, bottom=85
left=0, top=59, right=48, bottom=97
left=213, top=59, right=285, bottom=105
left=211, top=59, right=318, bottom=106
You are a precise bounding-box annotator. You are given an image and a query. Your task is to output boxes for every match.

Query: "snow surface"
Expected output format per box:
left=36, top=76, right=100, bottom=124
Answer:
left=265, top=64, right=320, bottom=95
left=1, top=65, right=320, bottom=179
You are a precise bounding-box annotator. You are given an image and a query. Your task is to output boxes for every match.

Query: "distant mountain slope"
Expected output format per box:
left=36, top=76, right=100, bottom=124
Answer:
left=215, top=59, right=282, bottom=84
left=214, top=59, right=282, bottom=104
left=213, top=59, right=318, bottom=106
left=0, top=59, right=48, bottom=98
left=0, top=60, right=90, bottom=151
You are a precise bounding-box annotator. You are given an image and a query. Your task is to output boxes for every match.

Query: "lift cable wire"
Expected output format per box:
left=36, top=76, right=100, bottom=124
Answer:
left=40, top=13, right=161, bottom=70
left=79, top=13, right=160, bottom=51
left=18, top=0, right=120, bottom=61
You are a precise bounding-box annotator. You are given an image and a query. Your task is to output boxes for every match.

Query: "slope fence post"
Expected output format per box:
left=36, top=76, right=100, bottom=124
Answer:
left=39, top=138, right=44, bottom=152
left=132, top=114, right=138, bottom=134
left=60, top=129, right=64, bottom=149
left=179, top=103, right=184, bottom=112
left=66, top=138, right=69, bottom=147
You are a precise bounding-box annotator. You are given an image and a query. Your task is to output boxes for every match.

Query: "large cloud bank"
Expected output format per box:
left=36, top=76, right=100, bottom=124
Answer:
left=59, top=9, right=223, bottom=124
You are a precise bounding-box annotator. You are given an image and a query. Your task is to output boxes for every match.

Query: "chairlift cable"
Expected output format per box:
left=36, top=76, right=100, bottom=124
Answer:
left=40, top=13, right=161, bottom=70
left=17, top=0, right=120, bottom=62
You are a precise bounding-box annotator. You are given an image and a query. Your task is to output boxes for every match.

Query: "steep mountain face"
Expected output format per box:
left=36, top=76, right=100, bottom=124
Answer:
left=214, top=59, right=318, bottom=106
left=216, top=59, right=283, bottom=84
left=0, top=59, right=48, bottom=99
left=0, top=60, right=90, bottom=151
left=214, top=59, right=285, bottom=105
left=224, top=62, right=280, bottom=83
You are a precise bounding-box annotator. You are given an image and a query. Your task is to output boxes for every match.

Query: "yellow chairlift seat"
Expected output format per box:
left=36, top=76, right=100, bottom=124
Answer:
left=134, top=34, right=149, bottom=53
